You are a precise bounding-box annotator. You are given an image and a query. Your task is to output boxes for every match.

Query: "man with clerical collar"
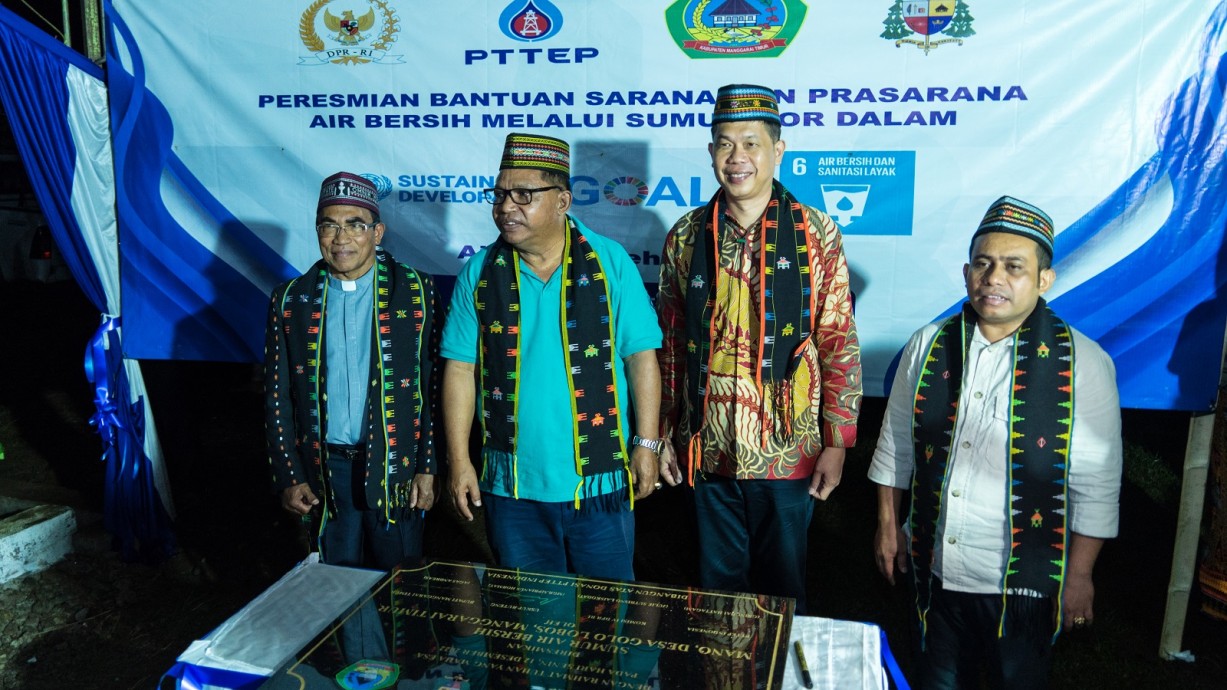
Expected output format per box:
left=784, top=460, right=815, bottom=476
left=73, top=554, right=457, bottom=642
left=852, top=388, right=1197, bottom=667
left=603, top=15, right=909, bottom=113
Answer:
left=869, top=196, right=1123, bottom=688
left=264, top=171, right=441, bottom=580
left=442, top=133, right=664, bottom=581
left=655, top=84, right=863, bottom=614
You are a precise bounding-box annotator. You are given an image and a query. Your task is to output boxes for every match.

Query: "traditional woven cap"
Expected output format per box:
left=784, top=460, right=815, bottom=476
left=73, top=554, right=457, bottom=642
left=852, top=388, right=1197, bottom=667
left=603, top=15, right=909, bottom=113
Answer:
left=318, top=172, right=379, bottom=214
left=971, top=196, right=1055, bottom=258
left=712, top=84, right=780, bottom=125
left=499, top=133, right=570, bottom=175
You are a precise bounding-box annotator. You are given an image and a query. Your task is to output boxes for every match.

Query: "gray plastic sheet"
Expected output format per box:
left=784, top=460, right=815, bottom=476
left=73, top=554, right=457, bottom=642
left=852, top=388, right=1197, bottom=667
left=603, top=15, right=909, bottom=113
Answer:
left=176, top=555, right=385, bottom=676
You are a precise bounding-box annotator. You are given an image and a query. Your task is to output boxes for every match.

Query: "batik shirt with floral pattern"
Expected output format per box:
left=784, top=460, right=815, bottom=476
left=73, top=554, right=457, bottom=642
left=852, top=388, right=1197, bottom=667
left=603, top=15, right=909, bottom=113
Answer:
left=657, top=203, right=862, bottom=480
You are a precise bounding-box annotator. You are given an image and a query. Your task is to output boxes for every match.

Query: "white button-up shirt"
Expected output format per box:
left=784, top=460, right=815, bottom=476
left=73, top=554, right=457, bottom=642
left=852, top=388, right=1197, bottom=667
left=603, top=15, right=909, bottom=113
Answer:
left=868, top=320, right=1123, bottom=594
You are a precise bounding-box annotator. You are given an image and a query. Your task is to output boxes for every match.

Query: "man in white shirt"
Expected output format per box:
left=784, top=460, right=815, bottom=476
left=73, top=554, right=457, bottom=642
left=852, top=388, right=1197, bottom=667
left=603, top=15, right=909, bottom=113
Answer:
left=868, top=196, right=1122, bottom=689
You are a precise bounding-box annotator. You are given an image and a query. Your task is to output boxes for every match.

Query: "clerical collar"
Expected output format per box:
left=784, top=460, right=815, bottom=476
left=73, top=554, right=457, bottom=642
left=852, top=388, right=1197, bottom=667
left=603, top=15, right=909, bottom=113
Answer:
left=327, top=267, right=375, bottom=292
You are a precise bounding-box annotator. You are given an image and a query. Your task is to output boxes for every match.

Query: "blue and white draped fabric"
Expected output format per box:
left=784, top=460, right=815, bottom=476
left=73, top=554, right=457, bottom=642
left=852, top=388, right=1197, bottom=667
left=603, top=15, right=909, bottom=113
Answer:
left=105, top=1, right=299, bottom=362
left=883, top=3, right=1227, bottom=411
left=0, top=4, right=175, bottom=560
left=1046, top=4, right=1227, bottom=411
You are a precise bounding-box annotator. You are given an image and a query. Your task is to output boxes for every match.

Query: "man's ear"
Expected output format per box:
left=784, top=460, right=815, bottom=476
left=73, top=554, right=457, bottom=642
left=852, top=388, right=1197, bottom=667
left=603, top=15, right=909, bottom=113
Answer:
left=1038, top=266, right=1055, bottom=294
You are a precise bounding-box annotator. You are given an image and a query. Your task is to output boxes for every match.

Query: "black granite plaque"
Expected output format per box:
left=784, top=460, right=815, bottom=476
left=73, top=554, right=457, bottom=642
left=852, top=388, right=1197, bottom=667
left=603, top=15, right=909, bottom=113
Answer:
left=261, top=560, right=794, bottom=690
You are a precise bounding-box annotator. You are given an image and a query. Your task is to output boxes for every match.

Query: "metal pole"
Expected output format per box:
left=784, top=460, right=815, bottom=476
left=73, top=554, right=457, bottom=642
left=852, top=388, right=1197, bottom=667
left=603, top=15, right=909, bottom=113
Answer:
left=60, top=0, right=71, bottom=48
left=1159, top=412, right=1215, bottom=660
left=83, top=0, right=103, bottom=63
left=1159, top=318, right=1227, bottom=660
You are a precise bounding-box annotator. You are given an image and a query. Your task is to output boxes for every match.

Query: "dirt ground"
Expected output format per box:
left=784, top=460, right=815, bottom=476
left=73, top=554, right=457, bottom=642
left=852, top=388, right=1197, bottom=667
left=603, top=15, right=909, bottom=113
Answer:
left=2, top=280, right=1227, bottom=689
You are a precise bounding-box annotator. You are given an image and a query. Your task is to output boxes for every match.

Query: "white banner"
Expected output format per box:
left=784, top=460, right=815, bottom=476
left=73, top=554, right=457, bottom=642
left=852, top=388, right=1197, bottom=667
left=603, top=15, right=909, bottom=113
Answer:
left=105, top=0, right=1227, bottom=409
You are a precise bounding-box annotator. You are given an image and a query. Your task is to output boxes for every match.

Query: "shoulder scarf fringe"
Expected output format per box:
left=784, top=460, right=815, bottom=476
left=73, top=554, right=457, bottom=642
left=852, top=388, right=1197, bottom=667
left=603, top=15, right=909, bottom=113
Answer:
left=279, top=249, right=431, bottom=524
left=910, top=298, right=1073, bottom=645
left=682, top=181, right=815, bottom=485
left=475, top=217, right=631, bottom=509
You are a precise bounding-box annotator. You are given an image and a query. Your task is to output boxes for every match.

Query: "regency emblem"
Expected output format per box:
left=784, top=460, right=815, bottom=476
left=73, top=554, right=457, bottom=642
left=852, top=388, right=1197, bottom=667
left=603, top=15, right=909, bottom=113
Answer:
left=665, top=0, right=807, bottom=59
left=335, top=659, right=400, bottom=690
left=881, top=0, right=975, bottom=54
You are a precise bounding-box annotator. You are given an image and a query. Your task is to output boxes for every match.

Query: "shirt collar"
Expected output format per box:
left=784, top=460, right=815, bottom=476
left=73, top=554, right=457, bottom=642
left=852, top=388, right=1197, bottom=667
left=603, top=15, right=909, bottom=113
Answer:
left=327, top=266, right=376, bottom=292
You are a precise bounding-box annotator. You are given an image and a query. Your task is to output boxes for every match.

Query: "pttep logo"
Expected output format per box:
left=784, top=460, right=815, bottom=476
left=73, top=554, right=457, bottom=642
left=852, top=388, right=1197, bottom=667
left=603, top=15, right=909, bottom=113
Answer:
left=881, top=1, right=975, bottom=54
left=665, top=0, right=808, bottom=59
left=499, top=0, right=564, bottom=42
left=299, top=0, right=404, bottom=65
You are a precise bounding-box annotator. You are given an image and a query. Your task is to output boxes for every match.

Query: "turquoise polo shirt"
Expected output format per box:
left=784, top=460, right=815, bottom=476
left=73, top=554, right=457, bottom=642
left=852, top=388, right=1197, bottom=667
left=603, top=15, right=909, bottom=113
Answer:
left=441, top=221, right=662, bottom=503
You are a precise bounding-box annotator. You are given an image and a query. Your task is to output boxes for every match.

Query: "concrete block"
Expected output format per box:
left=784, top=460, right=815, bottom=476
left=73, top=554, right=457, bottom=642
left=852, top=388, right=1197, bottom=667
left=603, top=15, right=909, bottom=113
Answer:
left=0, top=499, right=77, bottom=584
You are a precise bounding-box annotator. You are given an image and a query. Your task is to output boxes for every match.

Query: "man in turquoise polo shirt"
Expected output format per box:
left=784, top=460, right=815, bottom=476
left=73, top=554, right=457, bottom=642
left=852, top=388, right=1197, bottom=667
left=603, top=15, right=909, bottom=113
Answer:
left=442, top=133, right=664, bottom=581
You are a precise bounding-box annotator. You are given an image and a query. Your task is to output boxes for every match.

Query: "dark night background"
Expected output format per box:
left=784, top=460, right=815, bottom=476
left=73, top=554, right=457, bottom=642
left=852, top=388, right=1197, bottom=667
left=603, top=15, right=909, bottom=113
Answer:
left=1, top=1, right=1226, bottom=688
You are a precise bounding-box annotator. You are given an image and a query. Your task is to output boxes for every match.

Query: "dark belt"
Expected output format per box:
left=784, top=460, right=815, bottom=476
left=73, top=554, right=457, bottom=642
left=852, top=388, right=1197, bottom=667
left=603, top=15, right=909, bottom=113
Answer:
left=326, top=443, right=365, bottom=461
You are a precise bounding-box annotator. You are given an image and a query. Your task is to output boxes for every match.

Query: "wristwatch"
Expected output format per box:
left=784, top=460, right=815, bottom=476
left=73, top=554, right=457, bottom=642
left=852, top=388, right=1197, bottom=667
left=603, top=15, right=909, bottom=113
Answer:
left=631, top=435, right=664, bottom=456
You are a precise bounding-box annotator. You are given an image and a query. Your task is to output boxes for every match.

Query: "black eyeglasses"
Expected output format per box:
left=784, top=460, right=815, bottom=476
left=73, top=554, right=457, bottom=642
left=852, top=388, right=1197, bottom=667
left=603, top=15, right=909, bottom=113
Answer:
left=316, top=221, right=376, bottom=238
left=481, top=186, right=561, bottom=205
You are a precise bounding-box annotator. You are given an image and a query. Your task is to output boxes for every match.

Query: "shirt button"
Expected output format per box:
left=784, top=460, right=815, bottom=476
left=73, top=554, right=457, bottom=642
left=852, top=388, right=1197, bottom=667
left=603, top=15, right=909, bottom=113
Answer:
left=947, top=537, right=957, bottom=544
left=952, top=489, right=962, bottom=497
left=961, top=441, right=971, bottom=449
left=974, top=391, right=983, bottom=399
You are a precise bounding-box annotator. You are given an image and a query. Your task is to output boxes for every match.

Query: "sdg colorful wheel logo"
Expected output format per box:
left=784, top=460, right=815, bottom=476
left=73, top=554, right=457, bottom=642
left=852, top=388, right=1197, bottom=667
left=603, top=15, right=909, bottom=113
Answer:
left=603, top=177, right=650, bottom=206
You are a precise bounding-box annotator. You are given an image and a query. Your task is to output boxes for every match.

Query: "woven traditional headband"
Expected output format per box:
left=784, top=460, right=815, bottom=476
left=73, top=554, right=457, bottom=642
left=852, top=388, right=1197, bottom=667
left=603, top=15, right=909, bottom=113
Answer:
left=499, top=133, right=570, bottom=175
left=318, top=171, right=379, bottom=214
left=971, top=195, right=1055, bottom=257
left=712, top=84, right=780, bottom=125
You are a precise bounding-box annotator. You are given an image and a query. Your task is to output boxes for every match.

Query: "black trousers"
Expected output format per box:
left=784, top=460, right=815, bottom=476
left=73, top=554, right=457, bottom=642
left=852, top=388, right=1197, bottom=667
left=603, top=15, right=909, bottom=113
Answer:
left=318, top=449, right=425, bottom=664
left=319, top=448, right=424, bottom=570
left=918, top=582, right=1054, bottom=690
left=693, top=475, right=814, bottom=614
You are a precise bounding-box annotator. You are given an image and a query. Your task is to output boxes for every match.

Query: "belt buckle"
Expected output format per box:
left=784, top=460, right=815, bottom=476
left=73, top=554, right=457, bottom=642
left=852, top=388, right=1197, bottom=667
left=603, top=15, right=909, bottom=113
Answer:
left=330, top=444, right=362, bottom=461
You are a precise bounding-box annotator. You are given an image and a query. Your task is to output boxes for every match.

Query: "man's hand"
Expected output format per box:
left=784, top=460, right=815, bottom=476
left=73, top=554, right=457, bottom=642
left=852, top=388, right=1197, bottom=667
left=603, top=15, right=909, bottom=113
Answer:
left=659, top=441, right=683, bottom=487
left=808, top=447, right=845, bottom=499
left=281, top=484, right=319, bottom=516
left=875, top=523, right=909, bottom=585
left=449, top=458, right=482, bottom=521
left=1061, top=571, right=1096, bottom=631
left=1062, top=533, right=1105, bottom=630
left=410, top=473, right=436, bottom=511
left=873, top=484, right=907, bottom=585
left=630, top=446, right=659, bottom=499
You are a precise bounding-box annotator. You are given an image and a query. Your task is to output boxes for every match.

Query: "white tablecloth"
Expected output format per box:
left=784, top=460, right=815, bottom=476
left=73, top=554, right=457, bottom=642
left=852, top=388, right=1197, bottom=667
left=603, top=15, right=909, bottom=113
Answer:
left=784, top=616, right=892, bottom=690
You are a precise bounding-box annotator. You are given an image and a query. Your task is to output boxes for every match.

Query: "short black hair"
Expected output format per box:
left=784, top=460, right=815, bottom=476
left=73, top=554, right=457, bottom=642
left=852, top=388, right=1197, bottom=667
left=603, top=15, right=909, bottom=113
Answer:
left=711, top=119, right=781, bottom=143
left=968, top=234, right=1052, bottom=272
left=538, top=169, right=571, bottom=192
left=1036, top=244, right=1052, bottom=271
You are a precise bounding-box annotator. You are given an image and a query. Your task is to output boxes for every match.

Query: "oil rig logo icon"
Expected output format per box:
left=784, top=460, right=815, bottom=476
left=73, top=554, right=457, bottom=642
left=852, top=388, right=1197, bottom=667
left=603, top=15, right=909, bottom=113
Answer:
left=499, top=0, right=564, bottom=42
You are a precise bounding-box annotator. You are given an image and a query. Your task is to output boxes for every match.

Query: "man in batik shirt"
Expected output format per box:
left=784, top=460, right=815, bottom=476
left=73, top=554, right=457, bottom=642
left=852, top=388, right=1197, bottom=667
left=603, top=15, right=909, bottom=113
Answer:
left=656, top=84, right=862, bottom=614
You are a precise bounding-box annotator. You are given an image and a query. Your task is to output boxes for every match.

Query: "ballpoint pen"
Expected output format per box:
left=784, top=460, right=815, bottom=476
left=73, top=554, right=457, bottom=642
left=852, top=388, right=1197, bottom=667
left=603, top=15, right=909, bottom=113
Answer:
left=794, top=640, right=813, bottom=689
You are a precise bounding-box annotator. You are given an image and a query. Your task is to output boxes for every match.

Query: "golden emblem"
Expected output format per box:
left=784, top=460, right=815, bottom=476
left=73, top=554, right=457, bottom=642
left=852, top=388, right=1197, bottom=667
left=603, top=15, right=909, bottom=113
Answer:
left=299, top=0, right=401, bottom=66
